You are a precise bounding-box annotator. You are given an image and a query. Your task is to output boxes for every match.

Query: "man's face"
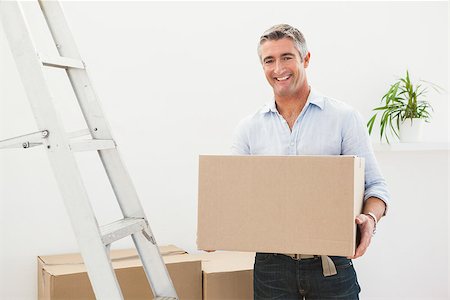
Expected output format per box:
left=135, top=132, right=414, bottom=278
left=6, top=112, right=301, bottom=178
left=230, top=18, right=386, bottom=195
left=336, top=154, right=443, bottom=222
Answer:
left=260, top=38, right=309, bottom=98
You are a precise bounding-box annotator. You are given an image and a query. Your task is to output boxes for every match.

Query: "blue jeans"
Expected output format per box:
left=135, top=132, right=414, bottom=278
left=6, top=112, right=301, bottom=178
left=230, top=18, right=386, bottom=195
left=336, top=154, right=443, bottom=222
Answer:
left=254, top=253, right=361, bottom=300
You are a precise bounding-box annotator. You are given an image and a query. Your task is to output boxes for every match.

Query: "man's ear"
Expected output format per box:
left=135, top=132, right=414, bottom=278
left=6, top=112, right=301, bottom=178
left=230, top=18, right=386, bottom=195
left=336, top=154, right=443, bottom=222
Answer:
left=303, top=52, right=311, bottom=68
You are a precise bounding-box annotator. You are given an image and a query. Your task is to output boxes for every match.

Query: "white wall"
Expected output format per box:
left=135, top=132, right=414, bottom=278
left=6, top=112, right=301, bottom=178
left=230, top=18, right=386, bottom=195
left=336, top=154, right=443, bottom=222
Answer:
left=0, top=1, right=448, bottom=299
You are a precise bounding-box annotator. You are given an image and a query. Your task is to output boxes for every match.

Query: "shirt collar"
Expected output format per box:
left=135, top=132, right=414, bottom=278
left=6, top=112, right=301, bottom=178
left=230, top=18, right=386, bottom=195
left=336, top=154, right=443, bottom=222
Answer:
left=260, top=88, right=324, bottom=114
left=308, top=89, right=324, bottom=110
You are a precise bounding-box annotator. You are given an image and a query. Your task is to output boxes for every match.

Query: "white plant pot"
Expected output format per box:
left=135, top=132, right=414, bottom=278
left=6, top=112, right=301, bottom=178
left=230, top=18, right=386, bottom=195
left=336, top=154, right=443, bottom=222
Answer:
left=399, top=118, right=425, bottom=142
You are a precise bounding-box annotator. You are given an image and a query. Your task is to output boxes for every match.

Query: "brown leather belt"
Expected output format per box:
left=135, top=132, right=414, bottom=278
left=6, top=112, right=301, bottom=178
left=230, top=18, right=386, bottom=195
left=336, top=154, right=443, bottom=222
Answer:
left=281, top=253, right=337, bottom=277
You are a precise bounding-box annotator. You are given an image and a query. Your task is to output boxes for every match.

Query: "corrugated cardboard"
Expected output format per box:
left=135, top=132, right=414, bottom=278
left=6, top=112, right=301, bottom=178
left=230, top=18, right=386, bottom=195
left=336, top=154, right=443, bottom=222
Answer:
left=197, top=155, right=365, bottom=257
left=190, top=251, right=255, bottom=300
left=38, top=245, right=202, bottom=300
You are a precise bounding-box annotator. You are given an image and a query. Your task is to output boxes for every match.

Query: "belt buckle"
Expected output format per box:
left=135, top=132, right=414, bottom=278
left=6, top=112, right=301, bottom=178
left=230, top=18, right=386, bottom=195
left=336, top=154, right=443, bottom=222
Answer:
left=292, top=254, right=316, bottom=260
left=282, top=253, right=315, bottom=260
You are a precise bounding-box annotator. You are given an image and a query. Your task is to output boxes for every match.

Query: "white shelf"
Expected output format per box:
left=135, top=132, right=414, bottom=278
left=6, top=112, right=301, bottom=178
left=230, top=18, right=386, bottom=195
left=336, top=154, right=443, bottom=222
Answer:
left=372, top=142, right=449, bottom=152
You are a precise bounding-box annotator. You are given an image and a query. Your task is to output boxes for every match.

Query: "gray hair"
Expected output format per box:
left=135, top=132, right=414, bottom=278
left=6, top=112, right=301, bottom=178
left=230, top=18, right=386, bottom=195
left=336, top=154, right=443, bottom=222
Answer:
left=257, top=24, right=308, bottom=61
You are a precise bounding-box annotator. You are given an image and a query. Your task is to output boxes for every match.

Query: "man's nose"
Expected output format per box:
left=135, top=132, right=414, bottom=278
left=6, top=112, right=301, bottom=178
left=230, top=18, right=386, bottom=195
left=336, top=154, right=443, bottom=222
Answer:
left=274, top=60, right=284, bottom=74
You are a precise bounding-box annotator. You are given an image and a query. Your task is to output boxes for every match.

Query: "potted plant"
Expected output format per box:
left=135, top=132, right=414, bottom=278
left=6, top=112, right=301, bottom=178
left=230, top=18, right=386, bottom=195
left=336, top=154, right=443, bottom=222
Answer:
left=367, top=70, right=442, bottom=143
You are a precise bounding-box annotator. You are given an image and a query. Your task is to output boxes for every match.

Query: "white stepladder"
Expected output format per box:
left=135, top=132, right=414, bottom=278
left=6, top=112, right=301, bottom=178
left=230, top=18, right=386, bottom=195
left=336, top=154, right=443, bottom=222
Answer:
left=0, top=1, right=178, bottom=299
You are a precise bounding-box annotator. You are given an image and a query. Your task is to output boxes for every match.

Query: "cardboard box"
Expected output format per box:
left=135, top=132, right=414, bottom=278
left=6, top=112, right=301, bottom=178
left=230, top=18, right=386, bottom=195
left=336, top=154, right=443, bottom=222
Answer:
left=38, top=245, right=202, bottom=300
left=197, top=155, right=365, bottom=257
left=191, top=251, right=255, bottom=300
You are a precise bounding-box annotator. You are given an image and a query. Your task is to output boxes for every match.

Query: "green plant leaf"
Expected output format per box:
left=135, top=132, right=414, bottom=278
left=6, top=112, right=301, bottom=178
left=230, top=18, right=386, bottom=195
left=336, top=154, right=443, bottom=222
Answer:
left=367, top=114, right=377, bottom=134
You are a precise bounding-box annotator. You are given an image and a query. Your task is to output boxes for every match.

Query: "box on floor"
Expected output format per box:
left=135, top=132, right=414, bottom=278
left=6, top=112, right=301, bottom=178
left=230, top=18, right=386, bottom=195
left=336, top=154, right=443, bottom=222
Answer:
left=197, top=155, right=365, bottom=257
left=191, top=251, right=255, bottom=300
left=38, top=245, right=202, bottom=300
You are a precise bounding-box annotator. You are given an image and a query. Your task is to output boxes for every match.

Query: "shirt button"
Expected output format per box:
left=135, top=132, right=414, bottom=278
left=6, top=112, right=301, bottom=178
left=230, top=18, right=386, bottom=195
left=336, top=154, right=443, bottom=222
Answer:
left=290, top=142, right=294, bottom=146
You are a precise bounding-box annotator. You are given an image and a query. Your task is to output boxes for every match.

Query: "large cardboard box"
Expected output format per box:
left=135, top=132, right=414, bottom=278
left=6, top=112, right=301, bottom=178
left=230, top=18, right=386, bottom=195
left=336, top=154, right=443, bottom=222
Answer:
left=38, top=245, right=202, bottom=300
left=197, top=155, right=365, bottom=257
left=191, top=251, right=255, bottom=300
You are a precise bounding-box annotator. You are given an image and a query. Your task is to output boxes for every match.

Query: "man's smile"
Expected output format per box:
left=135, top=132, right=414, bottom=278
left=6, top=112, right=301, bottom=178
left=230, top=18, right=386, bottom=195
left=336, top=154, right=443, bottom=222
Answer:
left=275, top=75, right=291, bottom=81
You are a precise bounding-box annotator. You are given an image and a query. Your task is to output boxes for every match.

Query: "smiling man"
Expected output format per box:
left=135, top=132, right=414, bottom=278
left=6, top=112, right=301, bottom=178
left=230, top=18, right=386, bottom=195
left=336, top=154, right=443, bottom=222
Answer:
left=231, top=24, right=390, bottom=299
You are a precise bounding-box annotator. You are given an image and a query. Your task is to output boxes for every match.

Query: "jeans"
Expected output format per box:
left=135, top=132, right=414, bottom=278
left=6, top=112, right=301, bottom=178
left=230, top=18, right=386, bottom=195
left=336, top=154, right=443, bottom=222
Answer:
left=254, top=253, right=361, bottom=300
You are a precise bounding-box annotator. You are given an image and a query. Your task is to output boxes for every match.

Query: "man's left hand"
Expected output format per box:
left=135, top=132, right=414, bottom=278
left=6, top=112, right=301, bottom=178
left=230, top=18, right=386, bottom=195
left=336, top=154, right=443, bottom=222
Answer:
left=348, top=214, right=375, bottom=259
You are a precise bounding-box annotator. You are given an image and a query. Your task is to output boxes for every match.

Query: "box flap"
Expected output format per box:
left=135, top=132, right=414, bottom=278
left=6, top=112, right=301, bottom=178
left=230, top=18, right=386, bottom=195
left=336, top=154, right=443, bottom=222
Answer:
left=38, top=245, right=187, bottom=276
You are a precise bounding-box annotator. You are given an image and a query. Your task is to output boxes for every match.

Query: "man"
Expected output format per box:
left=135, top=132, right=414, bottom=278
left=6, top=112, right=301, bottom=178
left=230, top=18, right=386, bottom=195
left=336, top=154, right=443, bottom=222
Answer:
left=231, top=24, right=389, bottom=299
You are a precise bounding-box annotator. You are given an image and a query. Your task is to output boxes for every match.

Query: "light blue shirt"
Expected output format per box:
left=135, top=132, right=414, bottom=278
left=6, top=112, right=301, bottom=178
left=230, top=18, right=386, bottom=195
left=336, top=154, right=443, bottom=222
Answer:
left=231, top=89, right=390, bottom=207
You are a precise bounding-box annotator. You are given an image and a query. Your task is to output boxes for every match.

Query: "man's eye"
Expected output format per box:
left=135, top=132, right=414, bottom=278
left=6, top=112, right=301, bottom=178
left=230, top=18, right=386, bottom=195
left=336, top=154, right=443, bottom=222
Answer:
left=264, top=59, right=273, bottom=64
left=283, top=56, right=292, bottom=61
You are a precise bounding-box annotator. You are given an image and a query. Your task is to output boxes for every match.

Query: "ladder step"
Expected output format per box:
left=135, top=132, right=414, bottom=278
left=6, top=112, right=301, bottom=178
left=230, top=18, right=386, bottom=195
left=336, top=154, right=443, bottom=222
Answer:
left=69, top=139, right=116, bottom=152
left=100, top=217, right=147, bottom=246
left=40, top=54, right=85, bottom=69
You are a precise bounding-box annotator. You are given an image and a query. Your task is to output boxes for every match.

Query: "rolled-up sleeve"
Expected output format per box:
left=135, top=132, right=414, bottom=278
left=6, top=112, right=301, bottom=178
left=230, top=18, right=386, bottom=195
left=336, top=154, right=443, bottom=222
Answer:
left=341, top=109, right=390, bottom=214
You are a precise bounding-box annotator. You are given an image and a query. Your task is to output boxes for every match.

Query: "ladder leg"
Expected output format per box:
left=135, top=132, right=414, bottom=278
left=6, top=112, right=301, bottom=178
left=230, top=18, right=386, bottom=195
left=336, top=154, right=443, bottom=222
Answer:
left=133, top=231, right=179, bottom=298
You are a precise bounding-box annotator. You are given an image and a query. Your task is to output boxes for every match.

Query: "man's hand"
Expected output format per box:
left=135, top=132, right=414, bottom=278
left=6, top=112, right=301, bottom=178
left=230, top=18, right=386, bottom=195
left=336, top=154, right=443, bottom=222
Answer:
left=348, top=197, right=386, bottom=259
left=348, top=214, right=375, bottom=259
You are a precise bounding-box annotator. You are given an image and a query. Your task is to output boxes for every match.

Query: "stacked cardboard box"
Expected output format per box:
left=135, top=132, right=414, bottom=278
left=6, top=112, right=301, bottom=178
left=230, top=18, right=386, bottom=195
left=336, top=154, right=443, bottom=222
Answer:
left=38, top=246, right=255, bottom=300
left=191, top=251, right=255, bottom=300
left=38, top=245, right=202, bottom=300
